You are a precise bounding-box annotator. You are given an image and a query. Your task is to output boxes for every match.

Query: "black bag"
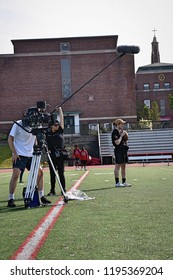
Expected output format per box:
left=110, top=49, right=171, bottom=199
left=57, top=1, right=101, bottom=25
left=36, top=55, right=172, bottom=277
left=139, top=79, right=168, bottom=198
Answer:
left=61, top=149, right=70, bottom=160
left=55, top=148, right=70, bottom=160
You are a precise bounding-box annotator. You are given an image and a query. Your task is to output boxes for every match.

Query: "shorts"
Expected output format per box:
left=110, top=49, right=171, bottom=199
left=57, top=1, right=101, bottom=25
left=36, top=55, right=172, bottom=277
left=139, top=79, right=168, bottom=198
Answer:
left=81, top=160, right=87, bottom=165
left=114, top=149, right=128, bottom=164
left=74, top=158, right=80, bottom=164
left=13, top=155, right=32, bottom=171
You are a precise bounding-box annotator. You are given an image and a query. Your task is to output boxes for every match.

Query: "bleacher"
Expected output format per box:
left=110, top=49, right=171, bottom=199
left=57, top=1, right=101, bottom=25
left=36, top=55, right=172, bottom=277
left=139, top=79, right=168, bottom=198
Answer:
left=99, top=129, right=173, bottom=165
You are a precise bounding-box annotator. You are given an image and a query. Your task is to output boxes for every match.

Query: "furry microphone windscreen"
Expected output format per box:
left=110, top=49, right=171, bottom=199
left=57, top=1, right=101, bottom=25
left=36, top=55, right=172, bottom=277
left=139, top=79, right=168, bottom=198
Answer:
left=117, top=45, right=140, bottom=54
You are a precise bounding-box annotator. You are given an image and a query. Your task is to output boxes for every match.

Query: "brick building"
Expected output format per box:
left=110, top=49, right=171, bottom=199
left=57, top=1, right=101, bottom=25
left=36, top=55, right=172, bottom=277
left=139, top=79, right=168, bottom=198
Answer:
left=136, top=34, right=173, bottom=123
left=0, top=35, right=137, bottom=134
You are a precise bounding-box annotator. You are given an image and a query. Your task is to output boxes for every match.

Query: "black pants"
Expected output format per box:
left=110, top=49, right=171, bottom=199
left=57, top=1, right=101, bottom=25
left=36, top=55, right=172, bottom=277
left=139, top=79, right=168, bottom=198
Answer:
left=48, top=155, right=66, bottom=193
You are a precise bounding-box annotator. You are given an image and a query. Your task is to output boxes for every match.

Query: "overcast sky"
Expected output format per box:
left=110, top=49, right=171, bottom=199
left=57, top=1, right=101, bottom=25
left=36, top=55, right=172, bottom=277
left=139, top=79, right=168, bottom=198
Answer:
left=0, top=0, right=172, bottom=71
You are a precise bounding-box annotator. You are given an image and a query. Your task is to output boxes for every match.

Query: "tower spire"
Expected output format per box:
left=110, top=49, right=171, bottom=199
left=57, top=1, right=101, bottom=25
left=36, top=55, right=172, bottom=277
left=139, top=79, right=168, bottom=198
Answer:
left=151, top=28, right=160, bottom=63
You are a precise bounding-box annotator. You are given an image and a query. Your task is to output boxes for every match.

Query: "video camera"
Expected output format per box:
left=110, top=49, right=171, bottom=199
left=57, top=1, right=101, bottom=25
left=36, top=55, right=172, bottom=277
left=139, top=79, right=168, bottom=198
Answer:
left=22, top=101, right=51, bottom=129
left=21, top=100, right=59, bottom=147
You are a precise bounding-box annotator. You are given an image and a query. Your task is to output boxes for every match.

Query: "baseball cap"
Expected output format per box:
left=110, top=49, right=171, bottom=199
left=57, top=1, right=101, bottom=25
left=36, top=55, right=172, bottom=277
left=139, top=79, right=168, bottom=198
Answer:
left=49, top=120, right=59, bottom=127
left=114, top=118, right=126, bottom=125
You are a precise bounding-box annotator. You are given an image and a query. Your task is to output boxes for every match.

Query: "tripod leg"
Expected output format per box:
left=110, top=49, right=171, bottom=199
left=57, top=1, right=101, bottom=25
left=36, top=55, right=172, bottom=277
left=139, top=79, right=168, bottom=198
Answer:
left=31, top=154, right=41, bottom=199
left=25, top=154, right=41, bottom=204
left=46, top=151, right=66, bottom=198
left=25, top=156, right=36, bottom=199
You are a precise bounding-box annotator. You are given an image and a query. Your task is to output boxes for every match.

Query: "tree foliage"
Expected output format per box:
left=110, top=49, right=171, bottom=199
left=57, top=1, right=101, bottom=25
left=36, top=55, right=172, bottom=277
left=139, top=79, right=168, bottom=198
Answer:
left=150, top=101, right=160, bottom=122
left=168, top=93, right=173, bottom=110
left=137, top=101, right=160, bottom=123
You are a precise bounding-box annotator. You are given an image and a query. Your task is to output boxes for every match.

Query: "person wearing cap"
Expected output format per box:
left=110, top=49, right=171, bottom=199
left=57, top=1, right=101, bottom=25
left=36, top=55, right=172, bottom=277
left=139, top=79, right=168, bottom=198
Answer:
left=111, top=118, right=131, bottom=187
left=45, top=107, right=66, bottom=196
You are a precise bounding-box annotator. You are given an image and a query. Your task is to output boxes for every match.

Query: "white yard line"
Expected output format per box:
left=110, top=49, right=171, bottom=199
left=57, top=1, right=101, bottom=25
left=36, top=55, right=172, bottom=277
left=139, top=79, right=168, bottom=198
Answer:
left=11, top=171, right=89, bottom=260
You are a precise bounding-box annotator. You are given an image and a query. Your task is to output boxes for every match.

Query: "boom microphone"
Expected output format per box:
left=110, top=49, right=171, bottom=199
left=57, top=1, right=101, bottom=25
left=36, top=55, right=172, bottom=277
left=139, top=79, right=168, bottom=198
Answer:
left=117, top=45, right=140, bottom=54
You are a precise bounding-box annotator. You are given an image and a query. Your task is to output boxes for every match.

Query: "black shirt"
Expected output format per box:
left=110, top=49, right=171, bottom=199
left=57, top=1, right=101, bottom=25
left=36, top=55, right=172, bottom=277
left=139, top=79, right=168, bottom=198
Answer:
left=46, top=126, right=64, bottom=152
left=112, top=128, right=125, bottom=151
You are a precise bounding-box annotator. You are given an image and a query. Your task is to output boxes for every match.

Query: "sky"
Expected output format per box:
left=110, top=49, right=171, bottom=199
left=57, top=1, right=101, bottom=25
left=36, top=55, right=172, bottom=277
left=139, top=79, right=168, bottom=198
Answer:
left=0, top=0, right=172, bottom=71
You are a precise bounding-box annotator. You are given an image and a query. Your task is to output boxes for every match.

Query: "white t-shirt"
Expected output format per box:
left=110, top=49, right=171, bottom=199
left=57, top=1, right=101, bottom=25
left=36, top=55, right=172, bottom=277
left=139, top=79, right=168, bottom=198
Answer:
left=9, top=120, right=36, bottom=157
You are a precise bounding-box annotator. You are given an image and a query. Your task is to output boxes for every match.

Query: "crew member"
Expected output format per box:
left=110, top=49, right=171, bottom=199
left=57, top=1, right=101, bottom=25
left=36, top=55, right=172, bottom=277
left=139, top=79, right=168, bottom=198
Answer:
left=46, top=107, right=66, bottom=196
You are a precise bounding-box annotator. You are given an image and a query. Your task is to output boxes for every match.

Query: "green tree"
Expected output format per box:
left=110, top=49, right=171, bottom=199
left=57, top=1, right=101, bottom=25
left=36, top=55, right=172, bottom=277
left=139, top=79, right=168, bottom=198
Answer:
left=168, top=93, right=173, bottom=110
left=137, top=102, right=160, bottom=129
left=150, top=101, right=160, bottom=122
left=137, top=104, right=151, bottom=120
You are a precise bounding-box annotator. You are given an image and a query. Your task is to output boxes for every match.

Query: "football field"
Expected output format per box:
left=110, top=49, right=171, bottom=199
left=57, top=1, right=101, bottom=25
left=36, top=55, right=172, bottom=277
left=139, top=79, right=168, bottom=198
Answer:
left=0, top=164, right=173, bottom=260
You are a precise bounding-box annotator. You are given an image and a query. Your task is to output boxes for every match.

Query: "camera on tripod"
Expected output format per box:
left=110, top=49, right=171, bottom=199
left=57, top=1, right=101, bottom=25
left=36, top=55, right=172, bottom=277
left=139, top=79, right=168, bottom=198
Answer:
left=22, top=100, right=51, bottom=129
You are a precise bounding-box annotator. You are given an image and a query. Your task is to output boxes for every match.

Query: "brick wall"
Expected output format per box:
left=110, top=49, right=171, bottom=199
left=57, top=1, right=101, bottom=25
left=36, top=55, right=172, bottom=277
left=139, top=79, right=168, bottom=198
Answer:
left=0, top=36, right=136, bottom=125
left=136, top=69, right=173, bottom=118
left=12, top=36, right=118, bottom=53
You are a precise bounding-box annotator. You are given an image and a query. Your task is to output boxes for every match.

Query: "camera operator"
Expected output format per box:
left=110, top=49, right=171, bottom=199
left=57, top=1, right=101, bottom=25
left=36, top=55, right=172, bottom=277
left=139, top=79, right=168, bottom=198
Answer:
left=7, top=118, right=51, bottom=207
left=46, top=107, right=66, bottom=196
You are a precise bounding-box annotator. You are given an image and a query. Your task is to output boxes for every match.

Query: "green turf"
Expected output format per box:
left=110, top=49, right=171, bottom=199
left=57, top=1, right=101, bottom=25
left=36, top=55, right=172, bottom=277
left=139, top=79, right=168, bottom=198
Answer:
left=0, top=144, right=11, bottom=168
left=0, top=165, right=173, bottom=260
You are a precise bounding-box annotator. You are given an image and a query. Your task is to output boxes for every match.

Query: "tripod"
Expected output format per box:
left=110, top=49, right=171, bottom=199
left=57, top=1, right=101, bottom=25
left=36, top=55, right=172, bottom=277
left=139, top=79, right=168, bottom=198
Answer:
left=24, top=136, right=67, bottom=208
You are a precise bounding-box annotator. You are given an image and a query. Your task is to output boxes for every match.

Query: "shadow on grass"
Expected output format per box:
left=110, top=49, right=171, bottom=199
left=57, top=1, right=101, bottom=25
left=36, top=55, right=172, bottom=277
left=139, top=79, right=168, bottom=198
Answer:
left=82, top=186, right=122, bottom=192
left=0, top=204, right=27, bottom=213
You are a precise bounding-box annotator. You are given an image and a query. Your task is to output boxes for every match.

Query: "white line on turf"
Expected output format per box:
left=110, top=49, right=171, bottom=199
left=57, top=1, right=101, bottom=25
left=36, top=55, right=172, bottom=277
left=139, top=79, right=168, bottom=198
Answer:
left=11, top=171, right=89, bottom=260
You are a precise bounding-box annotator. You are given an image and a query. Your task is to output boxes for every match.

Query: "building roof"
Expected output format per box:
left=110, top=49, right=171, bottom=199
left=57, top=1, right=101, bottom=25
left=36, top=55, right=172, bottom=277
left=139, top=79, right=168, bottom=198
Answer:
left=137, top=62, right=173, bottom=73
left=10, top=35, right=118, bottom=55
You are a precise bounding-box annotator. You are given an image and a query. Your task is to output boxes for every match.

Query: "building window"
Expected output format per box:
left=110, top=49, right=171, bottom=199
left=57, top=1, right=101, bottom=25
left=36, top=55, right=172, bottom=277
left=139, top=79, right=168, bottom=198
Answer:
left=60, top=42, right=70, bottom=52
left=89, top=123, right=98, bottom=132
left=143, top=83, right=150, bottom=91
left=144, top=100, right=150, bottom=109
left=163, top=82, right=170, bottom=89
left=104, top=123, right=112, bottom=131
left=160, top=99, right=166, bottom=116
left=61, top=58, right=72, bottom=99
left=153, top=83, right=160, bottom=90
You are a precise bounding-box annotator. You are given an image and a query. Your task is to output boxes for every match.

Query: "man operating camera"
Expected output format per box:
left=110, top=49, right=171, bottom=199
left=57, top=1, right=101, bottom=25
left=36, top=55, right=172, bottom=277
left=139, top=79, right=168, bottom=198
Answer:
left=7, top=104, right=51, bottom=207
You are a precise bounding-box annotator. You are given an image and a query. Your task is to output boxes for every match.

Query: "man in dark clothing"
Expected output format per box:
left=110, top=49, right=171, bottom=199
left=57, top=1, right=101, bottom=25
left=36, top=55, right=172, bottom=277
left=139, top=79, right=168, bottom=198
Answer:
left=112, top=118, right=131, bottom=187
left=46, top=107, right=66, bottom=196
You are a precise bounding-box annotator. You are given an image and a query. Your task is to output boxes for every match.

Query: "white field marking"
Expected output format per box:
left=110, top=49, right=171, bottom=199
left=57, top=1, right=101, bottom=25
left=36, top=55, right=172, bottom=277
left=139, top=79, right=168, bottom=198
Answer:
left=11, top=170, right=89, bottom=260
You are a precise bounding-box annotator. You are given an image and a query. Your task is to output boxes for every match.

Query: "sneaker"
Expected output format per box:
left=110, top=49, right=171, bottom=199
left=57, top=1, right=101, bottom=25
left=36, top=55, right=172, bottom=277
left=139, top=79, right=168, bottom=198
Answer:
left=124, top=182, right=132, bottom=187
left=115, top=182, right=125, bottom=187
left=41, top=196, right=51, bottom=205
left=7, top=199, right=16, bottom=207
left=47, top=192, right=56, bottom=196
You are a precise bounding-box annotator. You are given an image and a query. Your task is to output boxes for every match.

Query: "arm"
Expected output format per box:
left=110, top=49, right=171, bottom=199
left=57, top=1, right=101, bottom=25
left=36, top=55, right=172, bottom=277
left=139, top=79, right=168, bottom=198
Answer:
left=114, top=130, right=126, bottom=145
left=56, top=106, right=64, bottom=129
left=8, top=135, right=19, bottom=163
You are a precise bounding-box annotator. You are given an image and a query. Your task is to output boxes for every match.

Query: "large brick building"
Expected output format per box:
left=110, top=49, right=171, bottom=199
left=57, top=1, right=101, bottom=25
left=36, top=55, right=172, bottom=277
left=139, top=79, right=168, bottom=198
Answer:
left=136, top=34, right=173, bottom=123
left=0, top=35, right=137, bottom=134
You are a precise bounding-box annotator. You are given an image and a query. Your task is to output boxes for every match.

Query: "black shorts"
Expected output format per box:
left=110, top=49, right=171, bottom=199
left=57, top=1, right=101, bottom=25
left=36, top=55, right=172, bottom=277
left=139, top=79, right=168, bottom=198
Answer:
left=13, top=156, right=32, bottom=171
left=114, top=149, right=128, bottom=164
left=74, top=158, right=80, bottom=164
